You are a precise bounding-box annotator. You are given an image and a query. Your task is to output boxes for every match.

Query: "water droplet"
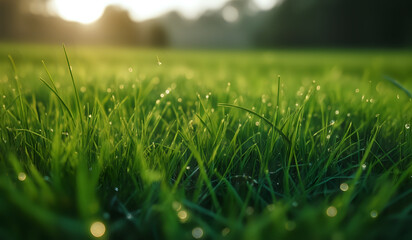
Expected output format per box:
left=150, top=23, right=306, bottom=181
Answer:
left=246, top=206, right=254, bottom=215
left=165, top=89, right=170, bottom=94
left=221, top=227, right=230, bottom=236
left=90, top=221, right=106, bottom=238
left=177, top=210, right=188, bottom=222
left=316, top=85, right=321, bottom=91
left=255, top=121, right=260, bottom=127
left=18, top=172, right=26, bottom=181
left=192, top=227, right=204, bottom=239
left=326, top=206, right=337, bottom=217
left=285, top=221, right=296, bottom=231
left=114, top=187, right=119, bottom=192
left=370, top=210, right=378, bottom=218
left=362, top=164, right=367, bottom=170
left=156, top=99, right=161, bottom=104
left=177, top=98, right=182, bottom=103
left=160, top=93, right=165, bottom=98
left=340, top=183, right=349, bottom=192
left=335, top=110, right=340, bottom=115
left=405, top=123, right=410, bottom=130
left=267, top=204, right=275, bottom=211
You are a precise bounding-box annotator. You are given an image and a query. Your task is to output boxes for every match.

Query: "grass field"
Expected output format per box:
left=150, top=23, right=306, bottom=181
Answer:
left=0, top=43, right=411, bottom=240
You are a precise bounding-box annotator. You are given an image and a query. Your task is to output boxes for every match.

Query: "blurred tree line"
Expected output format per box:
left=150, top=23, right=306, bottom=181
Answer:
left=1, top=0, right=411, bottom=48
left=256, top=0, right=412, bottom=47
left=0, top=0, right=168, bottom=46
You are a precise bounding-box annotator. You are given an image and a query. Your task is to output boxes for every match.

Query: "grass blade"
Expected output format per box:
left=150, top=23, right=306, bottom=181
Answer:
left=39, top=77, right=75, bottom=124
left=218, top=103, right=291, bottom=145
left=63, top=44, right=83, bottom=129
left=384, top=75, right=412, bottom=98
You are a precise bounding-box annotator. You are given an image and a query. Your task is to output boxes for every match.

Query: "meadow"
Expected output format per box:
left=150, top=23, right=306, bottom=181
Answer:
left=0, top=43, right=411, bottom=239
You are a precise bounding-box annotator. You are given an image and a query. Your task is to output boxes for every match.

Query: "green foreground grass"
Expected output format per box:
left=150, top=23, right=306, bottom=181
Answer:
left=0, top=43, right=411, bottom=240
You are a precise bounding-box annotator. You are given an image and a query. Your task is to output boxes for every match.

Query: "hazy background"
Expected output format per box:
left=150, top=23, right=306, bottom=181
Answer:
left=1, top=0, right=412, bottom=48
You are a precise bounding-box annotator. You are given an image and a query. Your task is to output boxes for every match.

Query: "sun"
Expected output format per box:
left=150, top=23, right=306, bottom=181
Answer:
left=52, top=0, right=108, bottom=24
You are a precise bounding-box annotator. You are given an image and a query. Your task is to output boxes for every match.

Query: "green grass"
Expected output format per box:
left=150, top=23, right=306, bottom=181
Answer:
left=0, top=43, right=411, bottom=240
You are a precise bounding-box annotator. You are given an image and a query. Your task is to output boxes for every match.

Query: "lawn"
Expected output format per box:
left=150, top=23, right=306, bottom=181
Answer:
left=0, top=43, right=411, bottom=240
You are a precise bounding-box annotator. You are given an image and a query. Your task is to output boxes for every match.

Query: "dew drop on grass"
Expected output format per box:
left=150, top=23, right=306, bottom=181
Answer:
left=326, top=206, right=337, bottom=217
left=316, top=85, right=321, bottom=91
left=255, top=121, right=260, bottom=127
left=90, top=221, right=106, bottom=238
left=340, top=183, right=349, bottom=192
left=177, top=98, right=182, bottom=102
left=246, top=206, right=254, bottom=215
left=405, top=124, right=410, bottom=130
left=335, top=110, right=340, bottom=115
left=114, top=187, right=119, bottom=192
left=284, top=221, right=296, bottom=231
left=370, top=210, right=378, bottom=218
left=177, top=210, right=188, bottom=222
left=126, top=213, right=133, bottom=220
left=172, top=201, right=182, bottom=211
left=362, top=164, right=367, bottom=170
left=160, top=93, right=165, bottom=98
left=156, top=99, right=161, bottom=105
left=222, top=227, right=230, bottom=236
left=18, top=172, right=26, bottom=181
left=267, top=204, right=275, bottom=211
left=192, top=227, right=204, bottom=239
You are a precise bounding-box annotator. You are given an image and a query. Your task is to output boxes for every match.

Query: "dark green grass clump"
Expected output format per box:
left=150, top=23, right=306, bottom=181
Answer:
left=0, top=44, right=411, bottom=240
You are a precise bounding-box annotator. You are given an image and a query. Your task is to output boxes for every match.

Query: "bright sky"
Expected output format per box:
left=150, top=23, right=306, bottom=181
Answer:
left=51, top=0, right=277, bottom=24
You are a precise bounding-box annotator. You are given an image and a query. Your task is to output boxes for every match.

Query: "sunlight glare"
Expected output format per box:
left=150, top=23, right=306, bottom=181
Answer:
left=52, top=0, right=108, bottom=24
